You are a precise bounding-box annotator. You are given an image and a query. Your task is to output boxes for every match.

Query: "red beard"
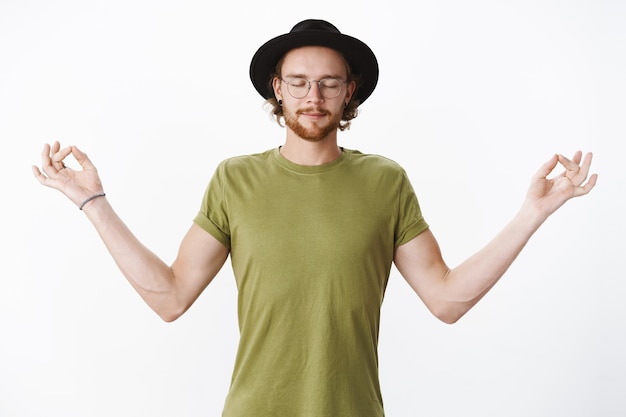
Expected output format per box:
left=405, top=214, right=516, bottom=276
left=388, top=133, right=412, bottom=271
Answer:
left=283, top=106, right=342, bottom=142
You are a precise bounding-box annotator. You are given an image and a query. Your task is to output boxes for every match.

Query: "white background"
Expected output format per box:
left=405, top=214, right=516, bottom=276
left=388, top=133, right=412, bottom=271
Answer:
left=1, top=0, right=624, bottom=416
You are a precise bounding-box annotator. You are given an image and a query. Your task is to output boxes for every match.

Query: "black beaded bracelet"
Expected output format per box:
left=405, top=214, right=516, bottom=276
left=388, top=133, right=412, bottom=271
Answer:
left=79, top=193, right=106, bottom=210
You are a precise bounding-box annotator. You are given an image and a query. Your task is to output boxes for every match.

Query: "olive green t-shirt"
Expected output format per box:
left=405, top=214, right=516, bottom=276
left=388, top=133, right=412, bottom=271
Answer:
left=194, top=148, right=428, bottom=417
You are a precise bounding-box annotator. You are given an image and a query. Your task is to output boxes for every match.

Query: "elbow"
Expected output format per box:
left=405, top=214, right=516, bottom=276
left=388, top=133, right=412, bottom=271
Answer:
left=433, top=310, right=463, bottom=325
left=425, top=289, right=482, bottom=324
left=143, top=288, right=194, bottom=323
left=428, top=302, right=468, bottom=325
left=159, top=311, right=182, bottom=323
left=154, top=302, right=188, bottom=323
left=436, top=312, right=463, bottom=325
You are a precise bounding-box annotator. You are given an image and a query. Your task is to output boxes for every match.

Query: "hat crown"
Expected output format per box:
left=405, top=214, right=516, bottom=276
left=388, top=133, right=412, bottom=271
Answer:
left=290, top=19, right=340, bottom=34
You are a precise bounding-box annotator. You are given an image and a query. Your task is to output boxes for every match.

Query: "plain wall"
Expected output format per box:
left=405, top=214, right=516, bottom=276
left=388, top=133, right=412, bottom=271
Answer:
left=1, top=0, right=624, bottom=416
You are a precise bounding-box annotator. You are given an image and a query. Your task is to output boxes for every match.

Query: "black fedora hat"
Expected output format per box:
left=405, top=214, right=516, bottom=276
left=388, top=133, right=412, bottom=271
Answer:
left=249, top=19, right=379, bottom=105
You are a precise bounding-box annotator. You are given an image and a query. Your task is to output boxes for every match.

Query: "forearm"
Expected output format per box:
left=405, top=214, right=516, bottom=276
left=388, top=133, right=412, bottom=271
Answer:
left=440, top=206, right=546, bottom=320
left=81, top=196, right=179, bottom=317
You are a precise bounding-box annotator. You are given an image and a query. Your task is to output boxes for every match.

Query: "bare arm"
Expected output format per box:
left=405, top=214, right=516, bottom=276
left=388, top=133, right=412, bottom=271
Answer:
left=33, top=142, right=229, bottom=322
left=394, top=151, right=597, bottom=324
left=85, top=202, right=228, bottom=322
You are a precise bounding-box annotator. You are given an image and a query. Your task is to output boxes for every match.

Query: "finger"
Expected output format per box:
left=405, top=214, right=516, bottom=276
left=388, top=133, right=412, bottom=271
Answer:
left=574, top=152, right=593, bottom=183
left=32, top=165, right=52, bottom=187
left=71, top=146, right=96, bottom=171
left=32, top=165, right=44, bottom=181
left=557, top=153, right=583, bottom=179
left=565, top=151, right=594, bottom=186
left=51, top=141, right=60, bottom=155
left=579, top=151, right=593, bottom=172
left=534, top=154, right=559, bottom=180
left=557, top=153, right=578, bottom=170
left=40, top=143, right=56, bottom=176
left=52, top=145, right=73, bottom=167
left=50, top=141, right=64, bottom=170
left=558, top=150, right=582, bottom=177
left=41, top=142, right=69, bottom=176
left=573, top=172, right=598, bottom=197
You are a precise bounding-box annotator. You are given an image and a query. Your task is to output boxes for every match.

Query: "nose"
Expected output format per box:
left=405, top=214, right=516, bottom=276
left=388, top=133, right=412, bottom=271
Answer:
left=306, top=81, right=324, bottom=102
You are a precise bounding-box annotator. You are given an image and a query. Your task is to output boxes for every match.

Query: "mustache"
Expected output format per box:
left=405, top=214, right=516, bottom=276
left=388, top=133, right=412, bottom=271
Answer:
left=296, top=107, right=330, bottom=115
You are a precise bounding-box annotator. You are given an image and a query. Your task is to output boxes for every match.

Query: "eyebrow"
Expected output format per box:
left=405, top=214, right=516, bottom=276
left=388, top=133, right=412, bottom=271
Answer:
left=283, top=73, right=345, bottom=79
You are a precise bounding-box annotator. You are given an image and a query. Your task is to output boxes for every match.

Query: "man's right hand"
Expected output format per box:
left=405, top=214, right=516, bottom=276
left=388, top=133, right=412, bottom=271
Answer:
left=32, top=141, right=105, bottom=210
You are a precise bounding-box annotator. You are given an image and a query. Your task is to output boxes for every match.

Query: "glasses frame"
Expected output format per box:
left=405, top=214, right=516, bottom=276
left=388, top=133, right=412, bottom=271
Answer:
left=280, top=77, right=347, bottom=99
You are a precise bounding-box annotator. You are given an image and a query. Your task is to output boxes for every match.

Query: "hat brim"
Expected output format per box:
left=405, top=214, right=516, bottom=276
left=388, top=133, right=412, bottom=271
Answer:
left=250, top=30, right=379, bottom=105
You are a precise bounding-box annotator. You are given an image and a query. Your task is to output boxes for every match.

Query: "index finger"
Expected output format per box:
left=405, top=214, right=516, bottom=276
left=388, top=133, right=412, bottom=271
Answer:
left=51, top=143, right=74, bottom=163
left=561, top=152, right=596, bottom=188
left=40, top=142, right=72, bottom=176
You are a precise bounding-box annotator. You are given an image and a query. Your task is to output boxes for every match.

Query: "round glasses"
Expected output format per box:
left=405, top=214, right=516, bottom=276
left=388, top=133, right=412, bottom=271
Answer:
left=281, top=77, right=346, bottom=99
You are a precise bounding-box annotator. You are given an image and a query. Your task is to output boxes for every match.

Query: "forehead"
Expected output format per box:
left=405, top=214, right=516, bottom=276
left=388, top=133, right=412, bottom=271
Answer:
left=280, top=46, right=349, bottom=77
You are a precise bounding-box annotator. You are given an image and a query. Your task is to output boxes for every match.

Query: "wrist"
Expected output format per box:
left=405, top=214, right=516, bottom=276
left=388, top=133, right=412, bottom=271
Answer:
left=515, top=202, right=548, bottom=231
left=79, top=192, right=106, bottom=210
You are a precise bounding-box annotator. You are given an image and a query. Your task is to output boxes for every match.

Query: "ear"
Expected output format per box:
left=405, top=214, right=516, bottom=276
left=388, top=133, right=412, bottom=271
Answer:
left=345, top=80, right=357, bottom=104
left=272, top=77, right=282, bottom=101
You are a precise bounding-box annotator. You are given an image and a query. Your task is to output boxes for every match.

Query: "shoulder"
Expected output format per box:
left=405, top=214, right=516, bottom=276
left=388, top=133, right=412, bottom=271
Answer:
left=344, top=149, right=408, bottom=178
left=218, top=149, right=274, bottom=170
left=212, top=149, right=275, bottom=181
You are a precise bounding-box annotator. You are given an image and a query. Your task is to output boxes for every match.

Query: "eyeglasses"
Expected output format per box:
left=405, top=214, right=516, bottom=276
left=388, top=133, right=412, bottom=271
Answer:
left=281, top=77, right=346, bottom=99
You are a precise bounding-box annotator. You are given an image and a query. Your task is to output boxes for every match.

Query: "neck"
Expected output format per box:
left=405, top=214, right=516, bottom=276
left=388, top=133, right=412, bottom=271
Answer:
left=281, top=130, right=342, bottom=166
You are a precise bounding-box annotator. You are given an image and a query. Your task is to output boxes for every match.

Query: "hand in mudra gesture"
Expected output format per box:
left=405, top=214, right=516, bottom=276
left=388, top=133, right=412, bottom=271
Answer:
left=32, top=141, right=105, bottom=210
left=524, top=151, right=597, bottom=219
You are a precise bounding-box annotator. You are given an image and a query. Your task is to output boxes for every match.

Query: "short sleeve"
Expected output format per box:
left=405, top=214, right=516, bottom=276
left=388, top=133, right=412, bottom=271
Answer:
left=193, top=162, right=232, bottom=249
left=394, top=170, right=429, bottom=247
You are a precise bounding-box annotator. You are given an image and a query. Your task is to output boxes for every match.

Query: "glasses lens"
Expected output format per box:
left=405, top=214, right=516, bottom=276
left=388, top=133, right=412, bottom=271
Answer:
left=320, top=78, right=343, bottom=98
left=286, top=78, right=309, bottom=98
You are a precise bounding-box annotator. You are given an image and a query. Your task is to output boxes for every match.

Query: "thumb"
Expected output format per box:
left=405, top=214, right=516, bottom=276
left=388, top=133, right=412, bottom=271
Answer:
left=533, top=154, right=558, bottom=180
left=71, top=146, right=97, bottom=171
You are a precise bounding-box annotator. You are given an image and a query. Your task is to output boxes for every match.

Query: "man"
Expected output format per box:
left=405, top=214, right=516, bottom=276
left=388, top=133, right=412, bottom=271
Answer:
left=33, top=19, right=596, bottom=417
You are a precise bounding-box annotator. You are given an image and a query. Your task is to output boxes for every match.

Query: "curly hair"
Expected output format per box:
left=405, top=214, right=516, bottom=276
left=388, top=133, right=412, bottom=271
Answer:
left=264, top=54, right=362, bottom=132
